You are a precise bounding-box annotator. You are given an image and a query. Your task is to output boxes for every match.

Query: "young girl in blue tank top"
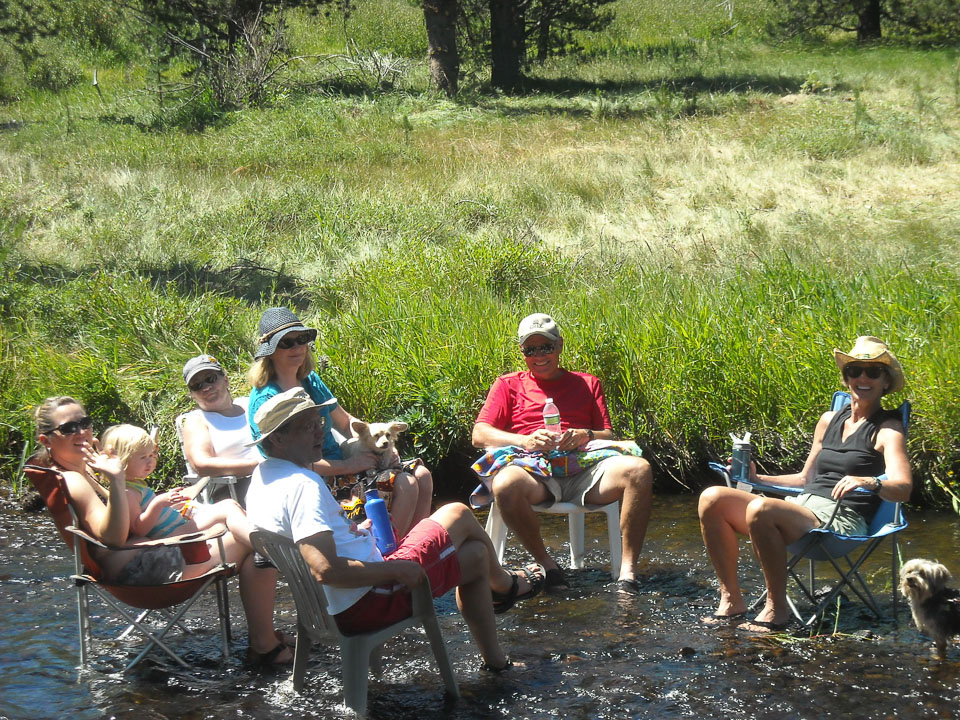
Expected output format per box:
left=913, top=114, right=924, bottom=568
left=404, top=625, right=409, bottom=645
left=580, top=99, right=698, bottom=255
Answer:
left=101, top=424, right=249, bottom=542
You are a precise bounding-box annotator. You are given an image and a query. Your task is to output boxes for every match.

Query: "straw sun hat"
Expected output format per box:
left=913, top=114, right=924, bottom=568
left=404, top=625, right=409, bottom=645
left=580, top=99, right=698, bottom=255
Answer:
left=833, top=336, right=904, bottom=394
left=246, top=387, right=336, bottom=446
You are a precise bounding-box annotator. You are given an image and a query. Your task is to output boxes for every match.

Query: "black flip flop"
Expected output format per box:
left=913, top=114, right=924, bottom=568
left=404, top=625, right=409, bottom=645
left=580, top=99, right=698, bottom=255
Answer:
left=701, top=611, right=747, bottom=625
left=614, top=578, right=640, bottom=596
left=737, top=618, right=793, bottom=634
left=246, top=642, right=292, bottom=669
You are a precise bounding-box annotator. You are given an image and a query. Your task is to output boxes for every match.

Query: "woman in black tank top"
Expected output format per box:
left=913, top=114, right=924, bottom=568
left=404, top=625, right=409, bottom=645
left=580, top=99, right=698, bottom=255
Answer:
left=698, top=337, right=912, bottom=633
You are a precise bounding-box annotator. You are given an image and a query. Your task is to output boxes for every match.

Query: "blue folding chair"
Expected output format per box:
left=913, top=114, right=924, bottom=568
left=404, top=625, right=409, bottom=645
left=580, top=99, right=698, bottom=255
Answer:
left=709, top=391, right=910, bottom=627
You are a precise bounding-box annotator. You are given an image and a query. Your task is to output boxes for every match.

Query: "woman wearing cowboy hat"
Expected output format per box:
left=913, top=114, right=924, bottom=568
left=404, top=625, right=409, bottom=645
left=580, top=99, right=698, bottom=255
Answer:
left=698, top=336, right=912, bottom=633
left=246, top=307, right=433, bottom=538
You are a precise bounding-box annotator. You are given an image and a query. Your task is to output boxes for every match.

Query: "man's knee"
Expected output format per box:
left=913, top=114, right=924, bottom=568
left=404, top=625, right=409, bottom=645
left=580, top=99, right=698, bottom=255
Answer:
left=430, top=501, right=473, bottom=528
left=491, top=467, right=542, bottom=505
left=611, top=457, right=653, bottom=495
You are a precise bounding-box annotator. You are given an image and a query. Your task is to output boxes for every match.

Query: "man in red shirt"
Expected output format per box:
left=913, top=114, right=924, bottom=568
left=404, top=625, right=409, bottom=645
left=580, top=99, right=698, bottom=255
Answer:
left=472, top=313, right=653, bottom=594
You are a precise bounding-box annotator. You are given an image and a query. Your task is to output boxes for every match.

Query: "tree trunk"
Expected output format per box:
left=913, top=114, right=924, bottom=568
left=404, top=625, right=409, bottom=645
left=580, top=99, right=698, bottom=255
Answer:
left=423, top=0, right=460, bottom=96
left=856, top=0, right=882, bottom=42
left=536, top=18, right=550, bottom=63
left=490, top=0, right=524, bottom=92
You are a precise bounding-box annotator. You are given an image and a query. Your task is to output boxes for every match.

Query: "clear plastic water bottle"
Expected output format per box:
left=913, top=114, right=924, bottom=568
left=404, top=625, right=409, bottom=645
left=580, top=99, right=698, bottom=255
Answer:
left=543, top=398, right=561, bottom=434
left=730, top=432, right=753, bottom=490
left=364, top=489, right=398, bottom=555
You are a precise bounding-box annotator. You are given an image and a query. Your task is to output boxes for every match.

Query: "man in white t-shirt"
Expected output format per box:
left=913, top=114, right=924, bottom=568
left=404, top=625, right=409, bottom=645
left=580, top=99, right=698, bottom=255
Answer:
left=246, top=388, right=545, bottom=671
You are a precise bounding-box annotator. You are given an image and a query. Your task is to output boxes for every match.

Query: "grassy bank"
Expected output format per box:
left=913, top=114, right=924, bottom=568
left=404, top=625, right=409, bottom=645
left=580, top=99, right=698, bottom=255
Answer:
left=2, top=1, right=959, bottom=506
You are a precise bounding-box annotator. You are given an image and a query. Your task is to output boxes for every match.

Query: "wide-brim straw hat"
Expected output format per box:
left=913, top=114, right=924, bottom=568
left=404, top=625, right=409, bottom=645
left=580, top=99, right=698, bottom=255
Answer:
left=254, top=307, right=317, bottom=359
left=833, top=336, right=904, bottom=394
left=246, top=387, right=336, bottom=446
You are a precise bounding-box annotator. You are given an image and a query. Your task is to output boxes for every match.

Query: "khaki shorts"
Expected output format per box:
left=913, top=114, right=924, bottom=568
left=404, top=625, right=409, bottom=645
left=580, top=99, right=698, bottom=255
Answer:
left=787, top=492, right=868, bottom=536
left=539, top=457, right=617, bottom=507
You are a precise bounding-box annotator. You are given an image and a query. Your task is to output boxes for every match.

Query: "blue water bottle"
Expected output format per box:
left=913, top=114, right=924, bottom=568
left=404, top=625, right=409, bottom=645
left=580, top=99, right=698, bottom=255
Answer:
left=364, top=489, right=398, bottom=555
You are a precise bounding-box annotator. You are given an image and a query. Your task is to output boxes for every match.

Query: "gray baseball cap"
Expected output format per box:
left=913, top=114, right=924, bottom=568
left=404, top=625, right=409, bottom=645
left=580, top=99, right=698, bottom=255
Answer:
left=517, top=313, right=561, bottom=344
left=183, top=354, right=224, bottom=385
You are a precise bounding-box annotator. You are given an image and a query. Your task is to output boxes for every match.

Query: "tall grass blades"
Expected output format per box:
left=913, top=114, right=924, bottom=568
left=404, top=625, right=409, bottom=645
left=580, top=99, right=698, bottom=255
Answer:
left=1, top=1, right=959, bottom=505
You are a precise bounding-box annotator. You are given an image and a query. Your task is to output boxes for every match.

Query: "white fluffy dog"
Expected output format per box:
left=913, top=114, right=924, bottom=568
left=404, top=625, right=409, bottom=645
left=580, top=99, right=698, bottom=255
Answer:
left=900, top=558, right=960, bottom=658
left=341, top=420, right=408, bottom=472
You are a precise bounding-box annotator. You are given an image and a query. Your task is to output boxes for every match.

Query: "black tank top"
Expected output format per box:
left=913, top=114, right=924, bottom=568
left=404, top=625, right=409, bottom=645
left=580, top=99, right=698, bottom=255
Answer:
left=806, top=404, right=892, bottom=522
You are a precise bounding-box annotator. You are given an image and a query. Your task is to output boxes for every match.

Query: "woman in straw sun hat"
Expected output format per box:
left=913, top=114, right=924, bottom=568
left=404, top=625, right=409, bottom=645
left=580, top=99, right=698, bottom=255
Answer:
left=698, top=336, right=911, bottom=633
left=246, top=307, right=433, bottom=538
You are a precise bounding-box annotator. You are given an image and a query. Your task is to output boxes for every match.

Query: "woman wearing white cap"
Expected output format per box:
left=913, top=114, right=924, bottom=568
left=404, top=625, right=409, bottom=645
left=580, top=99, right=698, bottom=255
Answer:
left=246, top=307, right=433, bottom=538
left=698, top=336, right=912, bottom=633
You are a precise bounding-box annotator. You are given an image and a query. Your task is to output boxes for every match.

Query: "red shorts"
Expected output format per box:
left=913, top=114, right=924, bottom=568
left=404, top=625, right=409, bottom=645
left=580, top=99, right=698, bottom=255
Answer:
left=333, top=519, right=461, bottom=635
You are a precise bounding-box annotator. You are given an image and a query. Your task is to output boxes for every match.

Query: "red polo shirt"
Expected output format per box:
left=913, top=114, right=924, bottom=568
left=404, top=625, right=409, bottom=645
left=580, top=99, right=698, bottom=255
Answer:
left=476, top=370, right=612, bottom=435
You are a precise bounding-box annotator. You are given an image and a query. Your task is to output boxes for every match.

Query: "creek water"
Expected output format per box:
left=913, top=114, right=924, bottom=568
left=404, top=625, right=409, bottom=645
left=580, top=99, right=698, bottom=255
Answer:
left=2, top=492, right=959, bottom=720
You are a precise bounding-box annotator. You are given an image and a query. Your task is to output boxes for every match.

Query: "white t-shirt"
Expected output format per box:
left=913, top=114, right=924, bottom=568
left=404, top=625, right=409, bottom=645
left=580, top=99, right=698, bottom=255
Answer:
left=247, top=456, right=381, bottom=615
left=185, top=397, right=261, bottom=471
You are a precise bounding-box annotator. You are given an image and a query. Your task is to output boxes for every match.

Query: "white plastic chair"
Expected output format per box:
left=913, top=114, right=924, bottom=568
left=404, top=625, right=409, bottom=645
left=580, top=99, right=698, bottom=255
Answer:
left=483, top=498, right=622, bottom=580
left=249, top=528, right=459, bottom=716
left=174, top=412, right=240, bottom=504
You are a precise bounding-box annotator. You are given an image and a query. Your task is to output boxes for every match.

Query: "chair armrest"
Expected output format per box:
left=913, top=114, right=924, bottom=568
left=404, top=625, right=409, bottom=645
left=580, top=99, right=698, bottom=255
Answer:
left=64, top=523, right=228, bottom=551
left=707, top=462, right=800, bottom=496
left=410, top=578, right=435, bottom=616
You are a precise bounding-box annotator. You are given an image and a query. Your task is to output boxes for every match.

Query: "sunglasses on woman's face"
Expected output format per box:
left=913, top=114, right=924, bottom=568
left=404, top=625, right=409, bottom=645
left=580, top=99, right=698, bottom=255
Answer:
left=52, top=416, right=94, bottom=436
left=277, top=334, right=312, bottom=350
left=188, top=373, right=221, bottom=392
left=844, top=365, right=885, bottom=380
left=522, top=343, right=556, bottom=358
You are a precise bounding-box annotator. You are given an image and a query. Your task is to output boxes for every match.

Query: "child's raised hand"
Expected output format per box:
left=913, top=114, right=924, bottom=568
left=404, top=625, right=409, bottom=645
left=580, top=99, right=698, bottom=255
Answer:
left=81, top=442, right=126, bottom=484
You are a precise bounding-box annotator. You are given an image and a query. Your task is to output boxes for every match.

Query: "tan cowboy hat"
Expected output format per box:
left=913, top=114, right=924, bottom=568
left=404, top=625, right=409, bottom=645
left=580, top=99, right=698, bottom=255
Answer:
left=833, top=336, right=904, bottom=394
left=246, top=387, right=336, bottom=445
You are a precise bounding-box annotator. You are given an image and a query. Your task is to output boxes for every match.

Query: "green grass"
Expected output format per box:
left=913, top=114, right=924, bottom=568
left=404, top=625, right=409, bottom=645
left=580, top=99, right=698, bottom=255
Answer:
left=2, top=1, right=960, bottom=504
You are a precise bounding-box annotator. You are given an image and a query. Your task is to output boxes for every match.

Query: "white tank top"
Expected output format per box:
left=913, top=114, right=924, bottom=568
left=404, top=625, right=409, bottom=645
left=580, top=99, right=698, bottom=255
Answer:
left=186, top=397, right=261, bottom=464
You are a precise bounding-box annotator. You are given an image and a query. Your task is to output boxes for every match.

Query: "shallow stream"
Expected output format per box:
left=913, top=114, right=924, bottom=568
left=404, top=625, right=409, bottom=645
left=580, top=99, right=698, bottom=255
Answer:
left=2, top=493, right=959, bottom=719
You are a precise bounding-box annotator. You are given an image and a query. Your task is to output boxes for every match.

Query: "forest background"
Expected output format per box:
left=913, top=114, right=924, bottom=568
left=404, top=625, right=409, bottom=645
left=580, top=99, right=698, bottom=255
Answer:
left=1, top=0, right=959, bottom=510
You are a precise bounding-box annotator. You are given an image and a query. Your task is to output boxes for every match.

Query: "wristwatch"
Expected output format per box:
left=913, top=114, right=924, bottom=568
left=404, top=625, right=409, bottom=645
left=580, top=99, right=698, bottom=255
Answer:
left=872, top=476, right=883, bottom=492
left=586, top=429, right=595, bottom=441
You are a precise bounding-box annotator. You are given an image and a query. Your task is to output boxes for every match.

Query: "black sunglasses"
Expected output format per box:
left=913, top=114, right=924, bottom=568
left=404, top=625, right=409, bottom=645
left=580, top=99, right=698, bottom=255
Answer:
left=277, top=334, right=312, bottom=350
left=844, top=365, right=885, bottom=380
left=52, top=416, right=93, bottom=436
left=188, top=373, right=221, bottom=392
left=522, top=343, right=556, bottom=358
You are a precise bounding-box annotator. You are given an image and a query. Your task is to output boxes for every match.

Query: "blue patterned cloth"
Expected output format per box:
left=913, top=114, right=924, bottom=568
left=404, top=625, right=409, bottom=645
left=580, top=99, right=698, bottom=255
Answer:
left=469, top=440, right=642, bottom=508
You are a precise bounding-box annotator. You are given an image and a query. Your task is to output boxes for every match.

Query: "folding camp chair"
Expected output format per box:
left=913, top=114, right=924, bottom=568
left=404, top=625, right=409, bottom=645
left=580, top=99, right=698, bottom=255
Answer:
left=250, top=528, right=459, bottom=716
left=175, top=412, right=241, bottom=504
left=25, top=464, right=235, bottom=671
left=708, top=391, right=910, bottom=626
left=475, top=488, right=622, bottom=580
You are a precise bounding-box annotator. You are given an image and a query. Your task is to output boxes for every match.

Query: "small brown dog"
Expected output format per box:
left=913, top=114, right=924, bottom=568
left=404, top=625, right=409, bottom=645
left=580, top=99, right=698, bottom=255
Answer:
left=900, top=558, right=960, bottom=658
